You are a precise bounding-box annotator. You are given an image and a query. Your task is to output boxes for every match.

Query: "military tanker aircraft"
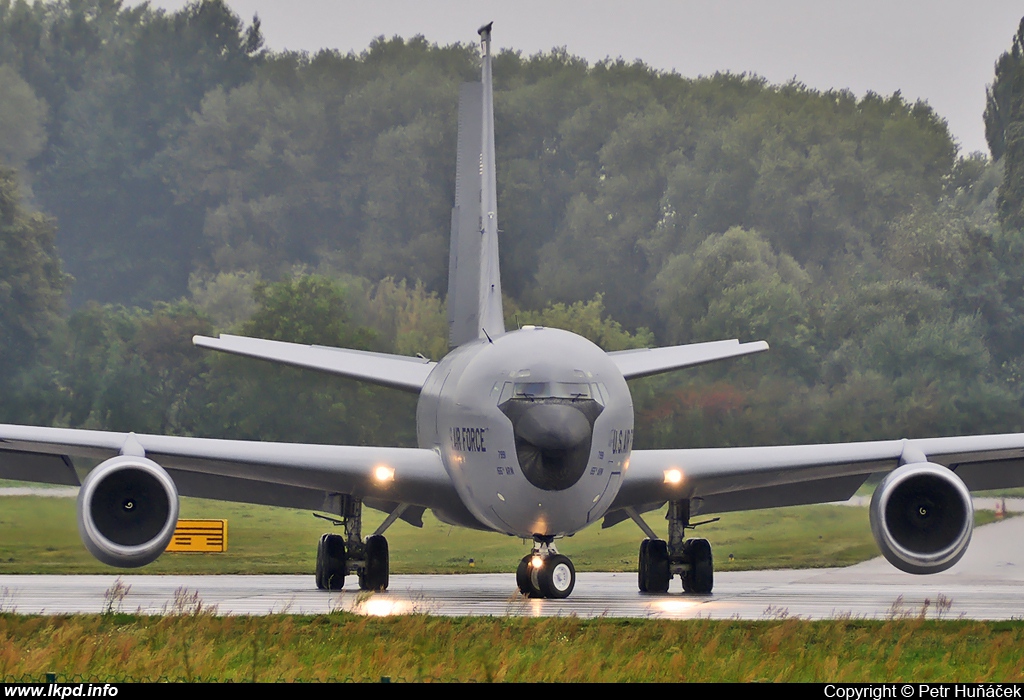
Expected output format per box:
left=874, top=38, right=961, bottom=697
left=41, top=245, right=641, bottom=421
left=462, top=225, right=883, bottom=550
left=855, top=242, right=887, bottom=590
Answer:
left=2, top=24, right=1024, bottom=599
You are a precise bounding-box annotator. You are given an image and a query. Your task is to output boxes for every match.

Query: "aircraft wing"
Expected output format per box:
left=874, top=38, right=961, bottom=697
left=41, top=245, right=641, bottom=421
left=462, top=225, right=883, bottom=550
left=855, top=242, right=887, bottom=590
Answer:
left=609, top=339, right=769, bottom=380
left=193, top=334, right=436, bottom=392
left=0, top=423, right=465, bottom=520
left=607, top=434, right=1024, bottom=523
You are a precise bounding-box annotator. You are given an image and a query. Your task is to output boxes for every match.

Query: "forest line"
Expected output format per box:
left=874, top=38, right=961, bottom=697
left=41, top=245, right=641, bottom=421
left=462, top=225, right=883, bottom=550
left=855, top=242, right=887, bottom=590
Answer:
left=3, top=1, right=1024, bottom=448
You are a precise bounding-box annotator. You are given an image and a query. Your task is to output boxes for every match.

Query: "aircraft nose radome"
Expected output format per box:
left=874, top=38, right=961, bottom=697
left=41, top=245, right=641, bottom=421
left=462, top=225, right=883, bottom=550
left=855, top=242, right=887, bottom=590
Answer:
left=514, top=404, right=591, bottom=450
left=500, top=400, right=600, bottom=491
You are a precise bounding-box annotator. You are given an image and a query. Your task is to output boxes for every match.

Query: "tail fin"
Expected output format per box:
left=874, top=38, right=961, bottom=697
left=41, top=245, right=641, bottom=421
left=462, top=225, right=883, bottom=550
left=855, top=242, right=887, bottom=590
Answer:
left=447, top=22, right=505, bottom=349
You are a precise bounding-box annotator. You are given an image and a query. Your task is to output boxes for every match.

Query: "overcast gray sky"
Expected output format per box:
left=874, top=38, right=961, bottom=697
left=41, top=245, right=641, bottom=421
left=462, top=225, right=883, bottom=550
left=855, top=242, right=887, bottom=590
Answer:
left=143, top=1, right=1024, bottom=156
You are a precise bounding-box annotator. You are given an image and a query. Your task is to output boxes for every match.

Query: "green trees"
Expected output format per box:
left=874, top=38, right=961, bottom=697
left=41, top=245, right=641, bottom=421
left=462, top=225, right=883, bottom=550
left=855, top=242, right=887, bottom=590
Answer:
left=0, top=169, right=66, bottom=398
left=653, top=227, right=813, bottom=378
left=20, top=275, right=414, bottom=446
left=1, top=3, right=1022, bottom=448
left=986, top=18, right=1024, bottom=232
left=0, top=64, right=46, bottom=170
left=189, top=275, right=410, bottom=445
left=52, top=302, right=212, bottom=433
left=986, top=18, right=1024, bottom=162
left=0, top=0, right=264, bottom=304
left=510, top=295, right=653, bottom=352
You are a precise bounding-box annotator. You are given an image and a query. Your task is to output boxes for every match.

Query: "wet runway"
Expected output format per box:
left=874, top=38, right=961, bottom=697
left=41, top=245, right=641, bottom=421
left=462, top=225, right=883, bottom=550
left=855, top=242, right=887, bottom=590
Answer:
left=2, top=516, right=1023, bottom=620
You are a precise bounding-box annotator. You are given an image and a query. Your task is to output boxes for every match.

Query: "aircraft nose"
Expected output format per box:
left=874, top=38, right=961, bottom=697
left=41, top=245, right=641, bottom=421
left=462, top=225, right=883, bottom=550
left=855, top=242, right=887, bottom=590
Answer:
left=514, top=403, right=591, bottom=450
left=500, top=399, right=600, bottom=491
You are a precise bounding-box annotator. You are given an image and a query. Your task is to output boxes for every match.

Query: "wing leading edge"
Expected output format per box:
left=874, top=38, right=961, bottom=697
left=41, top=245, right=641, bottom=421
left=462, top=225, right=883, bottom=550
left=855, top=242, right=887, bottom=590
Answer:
left=610, top=434, right=1024, bottom=524
left=0, top=423, right=470, bottom=523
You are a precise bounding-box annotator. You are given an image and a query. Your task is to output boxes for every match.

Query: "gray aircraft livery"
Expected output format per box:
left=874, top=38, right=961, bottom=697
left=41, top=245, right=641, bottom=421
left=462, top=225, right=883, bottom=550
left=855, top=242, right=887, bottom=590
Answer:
left=2, top=24, right=1024, bottom=598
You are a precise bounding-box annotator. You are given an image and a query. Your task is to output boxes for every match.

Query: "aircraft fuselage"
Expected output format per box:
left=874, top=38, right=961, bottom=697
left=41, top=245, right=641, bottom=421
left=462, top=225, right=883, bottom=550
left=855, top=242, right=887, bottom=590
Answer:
left=417, top=326, right=634, bottom=538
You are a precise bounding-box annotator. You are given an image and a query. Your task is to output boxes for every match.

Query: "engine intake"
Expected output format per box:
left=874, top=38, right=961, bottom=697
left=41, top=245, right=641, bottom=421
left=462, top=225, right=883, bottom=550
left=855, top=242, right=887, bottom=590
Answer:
left=869, top=461, right=972, bottom=574
left=77, top=456, right=179, bottom=568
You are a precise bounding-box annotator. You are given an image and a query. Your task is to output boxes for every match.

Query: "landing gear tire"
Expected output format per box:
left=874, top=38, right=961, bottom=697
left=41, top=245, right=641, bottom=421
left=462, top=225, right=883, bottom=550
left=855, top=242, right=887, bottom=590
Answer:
left=516, top=554, right=536, bottom=596
left=637, top=539, right=650, bottom=592
left=359, top=534, right=389, bottom=592
left=638, top=539, right=670, bottom=593
left=537, top=554, right=575, bottom=599
left=516, top=554, right=546, bottom=598
left=315, top=533, right=347, bottom=591
left=681, top=538, right=713, bottom=594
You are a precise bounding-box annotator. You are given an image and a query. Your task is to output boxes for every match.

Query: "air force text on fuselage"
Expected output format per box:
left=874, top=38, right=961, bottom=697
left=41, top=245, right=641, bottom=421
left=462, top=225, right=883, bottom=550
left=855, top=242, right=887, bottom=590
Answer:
left=451, top=426, right=487, bottom=453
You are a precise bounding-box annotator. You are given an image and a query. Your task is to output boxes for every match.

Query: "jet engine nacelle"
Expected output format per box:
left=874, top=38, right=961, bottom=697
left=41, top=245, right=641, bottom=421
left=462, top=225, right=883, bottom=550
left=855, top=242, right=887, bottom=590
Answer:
left=77, top=455, right=179, bottom=568
left=869, top=461, right=972, bottom=574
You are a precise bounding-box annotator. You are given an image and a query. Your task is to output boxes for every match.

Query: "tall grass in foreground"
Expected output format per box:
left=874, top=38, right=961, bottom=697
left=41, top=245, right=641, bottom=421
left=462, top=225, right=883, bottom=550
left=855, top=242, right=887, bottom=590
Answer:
left=0, top=613, right=1021, bottom=682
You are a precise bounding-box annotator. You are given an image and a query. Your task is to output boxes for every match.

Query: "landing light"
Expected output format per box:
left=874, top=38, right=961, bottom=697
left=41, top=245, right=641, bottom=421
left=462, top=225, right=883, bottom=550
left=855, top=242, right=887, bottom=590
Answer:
left=531, top=555, right=544, bottom=569
left=374, top=465, right=395, bottom=483
left=664, top=469, right=683, bottom=485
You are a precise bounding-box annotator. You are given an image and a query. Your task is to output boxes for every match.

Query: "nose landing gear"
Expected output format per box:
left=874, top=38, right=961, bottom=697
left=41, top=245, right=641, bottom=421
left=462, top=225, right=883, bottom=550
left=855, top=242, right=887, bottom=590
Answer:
left=516, top=539, right=576, bottom=598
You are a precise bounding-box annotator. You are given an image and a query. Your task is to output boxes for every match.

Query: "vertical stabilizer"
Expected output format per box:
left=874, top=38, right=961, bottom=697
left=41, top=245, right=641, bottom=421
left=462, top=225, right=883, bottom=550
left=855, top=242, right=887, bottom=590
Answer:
left=447, top=22, right=506, bottom=348
left=448, top=82, right=484, bottom=347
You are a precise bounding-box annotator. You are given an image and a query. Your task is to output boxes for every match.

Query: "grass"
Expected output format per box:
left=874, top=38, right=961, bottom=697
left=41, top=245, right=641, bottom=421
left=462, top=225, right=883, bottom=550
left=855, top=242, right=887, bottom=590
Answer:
left=0, top=495, right=1002, bottom=575
left=0, top=480, right=72, bottom=489
left=975, top=487, right=1024, bottom=497
left=0, top=613, right=1020, bottom=682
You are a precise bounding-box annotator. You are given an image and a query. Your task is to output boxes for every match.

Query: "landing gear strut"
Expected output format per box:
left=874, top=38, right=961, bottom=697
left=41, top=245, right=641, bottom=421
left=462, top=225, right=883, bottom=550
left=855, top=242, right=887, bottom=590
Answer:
left=635, top=500, right=714, bottom=594
left=516, top=538, right=576, bottom=599
left=314, top=495, right=393, bottom=592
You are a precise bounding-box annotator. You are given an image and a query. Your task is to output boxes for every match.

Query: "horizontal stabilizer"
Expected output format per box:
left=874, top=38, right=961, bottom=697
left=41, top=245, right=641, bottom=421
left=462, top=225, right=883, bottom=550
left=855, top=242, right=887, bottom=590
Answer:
left=193, top=334, right=435, bottom=393
left=609, top=339, right=769, bottom=380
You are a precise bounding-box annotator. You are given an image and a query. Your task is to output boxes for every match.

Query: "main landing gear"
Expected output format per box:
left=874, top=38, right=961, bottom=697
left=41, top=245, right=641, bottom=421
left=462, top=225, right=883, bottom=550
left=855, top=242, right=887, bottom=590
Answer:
left=634, top=500, right=714, bottom=594
left=314, top=495, right=392, bottom=592
left=516, top=538, right=576, bottom=599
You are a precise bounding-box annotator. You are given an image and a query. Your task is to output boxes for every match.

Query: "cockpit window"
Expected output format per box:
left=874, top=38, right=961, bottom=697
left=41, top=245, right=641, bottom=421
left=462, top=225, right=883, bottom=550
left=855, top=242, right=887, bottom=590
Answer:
left=513, top=382, right=591, bottom=400
left=496, top=381, right=606, bottom=405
